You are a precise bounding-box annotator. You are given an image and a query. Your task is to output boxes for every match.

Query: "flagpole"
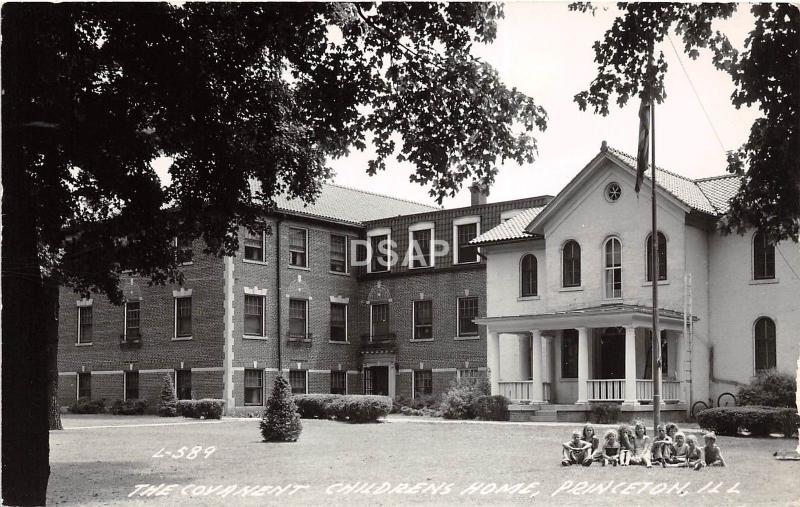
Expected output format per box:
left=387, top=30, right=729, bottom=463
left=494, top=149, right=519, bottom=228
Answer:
left=651, top=97, right=662, bottom=432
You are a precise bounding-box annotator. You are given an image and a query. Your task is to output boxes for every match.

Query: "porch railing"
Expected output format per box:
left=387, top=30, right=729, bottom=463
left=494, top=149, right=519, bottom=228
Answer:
left=498, top=381, right=534, bottom=402
left=587, top=379, right=625, bottom=401
left=635, top=379, right=682, bottom=401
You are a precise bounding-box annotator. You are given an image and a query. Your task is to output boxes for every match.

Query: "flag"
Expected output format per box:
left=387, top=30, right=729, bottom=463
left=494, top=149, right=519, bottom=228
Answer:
left=635, top=99, right=651, bottom=193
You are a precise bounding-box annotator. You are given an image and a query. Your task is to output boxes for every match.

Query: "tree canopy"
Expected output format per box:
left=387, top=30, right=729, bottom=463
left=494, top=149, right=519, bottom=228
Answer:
left=573, top=2, right=799, bottom=242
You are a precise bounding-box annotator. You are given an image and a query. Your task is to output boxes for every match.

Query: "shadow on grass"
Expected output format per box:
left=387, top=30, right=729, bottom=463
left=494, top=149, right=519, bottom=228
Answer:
left=48, top=460, right=195, bottom=506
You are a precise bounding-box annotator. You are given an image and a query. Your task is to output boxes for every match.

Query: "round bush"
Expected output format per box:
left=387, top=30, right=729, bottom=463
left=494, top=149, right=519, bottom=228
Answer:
left=737, top=370, right=796, bottom=408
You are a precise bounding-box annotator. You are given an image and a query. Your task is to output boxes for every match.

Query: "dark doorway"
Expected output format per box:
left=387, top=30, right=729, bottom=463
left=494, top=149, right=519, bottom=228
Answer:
left=364, top=366, right=389, bottom=395
left=599, top=327, right=625, bottom=379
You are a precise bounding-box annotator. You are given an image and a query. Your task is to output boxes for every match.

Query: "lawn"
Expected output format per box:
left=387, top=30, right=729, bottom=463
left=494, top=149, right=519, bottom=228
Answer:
left=49, top=414, right=799, bottom=506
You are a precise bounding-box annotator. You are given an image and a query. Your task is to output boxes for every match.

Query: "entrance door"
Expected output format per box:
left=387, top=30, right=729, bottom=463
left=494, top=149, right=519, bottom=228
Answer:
left=364, top=366, right=389, bottom=395
left=600, top=327, right=625, bottom=379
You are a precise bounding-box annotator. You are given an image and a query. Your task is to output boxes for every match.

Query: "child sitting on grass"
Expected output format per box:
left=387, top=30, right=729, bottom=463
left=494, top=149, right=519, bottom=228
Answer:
left=582, top=423, right=602, bottom=464
left=630, top=420, right=653, bottom=468
left=685, top=434, right=704, bottom=470
left=616, top=424, right=633, bottom=466
left=702, top=432, right=726, bottom=467
left=562, top=430, right=593, bottom=466
left=601, top=429, right=621, bottom=466
left=651, top=423, right=672, bottom=465
left=664, top=431, right=689, bottom=467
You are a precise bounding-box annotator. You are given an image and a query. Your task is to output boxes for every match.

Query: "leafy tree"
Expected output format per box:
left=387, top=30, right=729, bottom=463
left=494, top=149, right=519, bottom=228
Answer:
left=158, top=374, right=178, bottom=417
left=1, top=3, right=546, bottom=504
left=572, top=2, right=799, bottom=242
left=260, top=376, right=303, bottom=442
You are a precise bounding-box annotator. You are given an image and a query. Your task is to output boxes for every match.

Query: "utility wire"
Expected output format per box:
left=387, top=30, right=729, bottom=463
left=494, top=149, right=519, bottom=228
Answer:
left=666, top=33, right=728, bottom=156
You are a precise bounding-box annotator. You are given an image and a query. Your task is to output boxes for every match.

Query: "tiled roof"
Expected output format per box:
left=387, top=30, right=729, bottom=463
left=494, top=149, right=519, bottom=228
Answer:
left=274, top=183, right=439, bottom=224
left=471, top=206, right=546, bottom=245
left=606, top=147, right=727, bottom=214
left=695, top=175, right=741, bottom=214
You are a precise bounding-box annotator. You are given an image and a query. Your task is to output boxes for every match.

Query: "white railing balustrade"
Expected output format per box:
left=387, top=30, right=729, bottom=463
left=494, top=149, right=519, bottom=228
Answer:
left=498, top=381, right=534, bottom=401
left=636, top=379, right=682, bottom=401
left=587, top=379, right=625, bottom=401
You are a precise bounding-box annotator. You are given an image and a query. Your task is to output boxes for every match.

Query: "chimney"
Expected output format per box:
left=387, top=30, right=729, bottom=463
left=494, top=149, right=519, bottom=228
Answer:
left=469, top=182, right=489, bottom=206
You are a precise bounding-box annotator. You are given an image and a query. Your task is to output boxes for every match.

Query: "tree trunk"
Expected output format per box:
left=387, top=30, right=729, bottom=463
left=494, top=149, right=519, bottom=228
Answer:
left=45, top=278, right=63, bottom=431
left=2, top=147, right=50, bottom=504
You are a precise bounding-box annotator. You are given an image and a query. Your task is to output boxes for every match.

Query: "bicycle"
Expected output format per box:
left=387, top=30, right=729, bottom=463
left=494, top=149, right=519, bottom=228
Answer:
left=690, top=392, right=737, bottom=419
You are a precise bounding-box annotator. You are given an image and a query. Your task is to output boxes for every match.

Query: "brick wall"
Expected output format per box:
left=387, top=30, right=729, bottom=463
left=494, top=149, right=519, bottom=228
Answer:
left=58, top=374, right=77, bottom=406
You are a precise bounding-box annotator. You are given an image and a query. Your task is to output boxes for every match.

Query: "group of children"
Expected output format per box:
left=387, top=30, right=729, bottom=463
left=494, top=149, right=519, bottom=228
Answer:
left=561, top=421, right=726, bottom=470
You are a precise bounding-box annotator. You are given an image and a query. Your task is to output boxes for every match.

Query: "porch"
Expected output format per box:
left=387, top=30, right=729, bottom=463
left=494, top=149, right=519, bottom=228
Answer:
left=476, top=304, right=694, bottom=410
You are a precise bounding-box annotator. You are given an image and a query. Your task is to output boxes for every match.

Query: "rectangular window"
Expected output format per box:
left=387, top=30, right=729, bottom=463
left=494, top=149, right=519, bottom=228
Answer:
left=413, top=300, right=433, bottom=340
left=175, top=297, right=192, bottom=338
left=176, top=369, right=192, bottom=400
left=370, top=234, right=390, bottom=272
left=330, top=371, right=347, bottom=395
left=561, top=329, right=578, bottom=379
left=414, top=370, right=433, bottom=397
left=244, top=228, right=265, bottom=262
left=456, top=223, right=479, bottom=264
left=458, top=368, right=481, bottom=381
left=330, top=234, right=347, bottom=273
left=244, top=295, right=265, bottom=336
left=289, top=227, right=307, bottom=267
left=244, top=369, right=264, bottom=405
left=330, top=303, right=347, bottom=342
left=411, top=229, right=432, bottom=268
left=77, top=372, right=91, bottom=399
left=125, top=371, right=139, bottom=400
left=177, top=236, right=193, bottom=264
left=77, top=306, right=93, bottom=344
left=457, top=297, right=479, bottom=336
left=125, top=301, right=140, bottom=339
left=288, top=299, right=308, bottom=340
left=370, top=303, right=389, bottom=339
left=289, top=370, right=307, bottom=394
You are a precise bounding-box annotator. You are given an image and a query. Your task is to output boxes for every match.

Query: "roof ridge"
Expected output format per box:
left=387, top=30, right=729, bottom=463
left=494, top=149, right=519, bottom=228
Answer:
left=323, top=182, right=439, bottom=210
left=694, top=174, right=737, bottom=182
left=606, top=146, right=695, bottom=182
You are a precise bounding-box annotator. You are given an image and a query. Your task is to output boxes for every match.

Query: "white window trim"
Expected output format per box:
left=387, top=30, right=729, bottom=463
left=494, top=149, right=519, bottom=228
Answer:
left=329, top=302, right=349, bottom=343
left=411, top=299, right=434, bottom=342
left=519, top=253, right=538, bottom=298
left=290, top=369, right=309, bottom=394
left=243, top=228, right=267, bottom=264
left=366, top=227, right=392, bottom=274
left=76, top=302, right=93, bottom=345
left=329, top=233, right=350, bottom=275
left=408, top=222, right=435, bottom=270
left=173, top=290, right=193, bottom=340
left=288, top=227, right=309, bottom=268
left=289, top=298, right=310, bottom=340
left=752, top=315, right=778, bottom=375
left=561, top=240, right=582, bottom=289
left=452, top=216, right=481, bottom=265
left=123, top=300, right=141, bottom=340
left=602, top=237, right=623, bottom=300
left=174, top=236, right=194, bottom=266
left=369, top=302, right=389, bottom=341
left=76, top=371, right=90, bottom=400
left=243, top=293, right=267, bottom=338
left=456, top=296, right=479, bottom=338
left=644, top=231, right=669, bottom=283
left=751, top=230, right=777, bottom=281
left=243, top=368, right=265, bottom=406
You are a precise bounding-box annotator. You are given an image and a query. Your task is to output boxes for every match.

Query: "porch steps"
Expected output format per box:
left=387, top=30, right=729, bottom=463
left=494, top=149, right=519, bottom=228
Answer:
left=527, top=409, right=558, bottom=422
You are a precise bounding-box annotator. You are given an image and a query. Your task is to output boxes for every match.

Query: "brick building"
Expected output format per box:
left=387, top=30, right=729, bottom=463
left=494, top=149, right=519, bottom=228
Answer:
left=56, top=183, right=552, bottom=413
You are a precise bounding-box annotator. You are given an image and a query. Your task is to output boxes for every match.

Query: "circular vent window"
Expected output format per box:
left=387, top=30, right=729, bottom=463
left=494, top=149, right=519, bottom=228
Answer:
left=605, top=182, right=622, bottom=202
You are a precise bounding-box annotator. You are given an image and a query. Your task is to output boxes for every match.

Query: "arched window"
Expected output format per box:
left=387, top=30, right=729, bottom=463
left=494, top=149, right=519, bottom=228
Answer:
left=520, top=254, right=537, bottom=297
left=646, top=232, right=667, bottom=281
left=753, top=231, right=775, bottom=280
left=562, top=240, right=581, bottom=287
left=754, top=317, right=776, bottom=372
left=604, top=238, right=622, bottom=298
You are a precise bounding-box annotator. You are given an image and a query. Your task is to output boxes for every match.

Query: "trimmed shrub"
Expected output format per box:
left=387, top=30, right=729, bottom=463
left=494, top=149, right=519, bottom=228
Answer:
left=111, top=399, right=147, bottom=415
left=697, top=406, right=800, bottom=437
left=399, top=405, right=441, bottom=417
left=68, top=397, right=106, bottom=414
left=158, top=374, right=178, bottom=417
left=440, top=378, right=488, bottom=420
left=293, top=394, right=338, bottom=419
left=176, top=399, right=224, bottom=419
left=333, top=395, right=393, bottom=423
left=590, top=403, right=621, bottom=424
left=473, top=395, right=509, bottom=421
left=738, top=370, right=796, bottom=408
left=260, top=376, right=302, bottom=442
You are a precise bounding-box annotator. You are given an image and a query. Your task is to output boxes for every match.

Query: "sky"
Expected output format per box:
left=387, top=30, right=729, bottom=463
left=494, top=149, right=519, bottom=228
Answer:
left=326, top=2, right=759, bottom=209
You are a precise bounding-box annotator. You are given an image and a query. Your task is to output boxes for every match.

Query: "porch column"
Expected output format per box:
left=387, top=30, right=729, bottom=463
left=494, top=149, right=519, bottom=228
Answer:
left=388, top=362, right=397, bottom=398
left=576, top=327, right=589, bottom=404
left=487, top=330, right=500, bottom=395
left=624, top=325, right=637, bottom=404
left=518, top=333, right=530, bottom=380
left=530, top=329, right=544, bottom=402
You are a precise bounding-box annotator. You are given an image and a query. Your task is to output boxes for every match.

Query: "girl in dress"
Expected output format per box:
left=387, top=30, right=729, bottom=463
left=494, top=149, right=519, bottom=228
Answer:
left=616, top=424, right=633, bottom=466
left=629, top=420, right=653, bottom=467
left=582, top=423, right=602, bottom=464
left=601, top=429, right=621, bottom=466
